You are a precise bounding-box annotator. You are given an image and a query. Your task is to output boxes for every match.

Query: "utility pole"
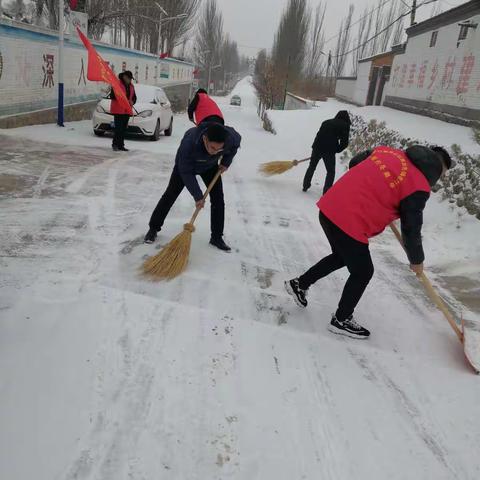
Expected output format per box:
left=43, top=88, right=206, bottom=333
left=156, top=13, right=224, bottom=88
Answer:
left=207, top=64, right=221, bottom=95
left=57, top=0, right=65, bottom=127
left=411, top=0, right=417, bottom=26
left=282, top=55, right=291, bottom=110
left=207, top=62, right=212, bottom=95
left=155, top=2, right=168, bottom=87
left=157, top=11, right=163, bottom=55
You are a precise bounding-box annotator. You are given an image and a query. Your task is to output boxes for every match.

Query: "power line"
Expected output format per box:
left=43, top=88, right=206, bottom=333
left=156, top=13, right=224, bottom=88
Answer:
left=331, top=0, right=440, bottom=59
left=440, top=0, right=459, bottom=7
left=323, top=0, right=394, bottom=46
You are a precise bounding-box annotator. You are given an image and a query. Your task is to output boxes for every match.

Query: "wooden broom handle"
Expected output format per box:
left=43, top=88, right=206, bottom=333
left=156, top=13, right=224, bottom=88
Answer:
left=189, top=169, right=223, bottom=225
left=389, top=223, right=463, bottom=341
left=293, top=157, right=311, bottom=165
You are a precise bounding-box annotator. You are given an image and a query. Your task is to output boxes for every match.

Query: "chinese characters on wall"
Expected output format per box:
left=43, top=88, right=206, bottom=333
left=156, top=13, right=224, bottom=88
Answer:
left=391, top=53, right=478, bottom=96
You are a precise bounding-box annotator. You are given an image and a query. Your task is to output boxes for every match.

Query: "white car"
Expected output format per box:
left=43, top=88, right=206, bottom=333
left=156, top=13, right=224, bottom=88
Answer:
left=92, top=84, right=173, bottom=141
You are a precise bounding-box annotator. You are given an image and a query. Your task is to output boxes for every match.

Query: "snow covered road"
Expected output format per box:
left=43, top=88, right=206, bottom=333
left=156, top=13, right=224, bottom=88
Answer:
left=1, top=78, right=480, bottom=480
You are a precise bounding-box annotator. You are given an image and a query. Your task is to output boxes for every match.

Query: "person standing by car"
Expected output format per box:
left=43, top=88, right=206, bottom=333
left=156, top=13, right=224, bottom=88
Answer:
left=187, top=88, right=224, bottom=125
left=303, top=110, right=351, bottom=194
left=110, top=70, right=136, bottom=151
left=144, top=122, right=241, bottom=251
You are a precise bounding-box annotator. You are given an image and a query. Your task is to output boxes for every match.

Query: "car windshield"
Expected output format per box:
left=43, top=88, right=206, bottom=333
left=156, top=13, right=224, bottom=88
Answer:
left=102, top=85, right=157, bottom=103
left=136, top=86, right=157, bottom=103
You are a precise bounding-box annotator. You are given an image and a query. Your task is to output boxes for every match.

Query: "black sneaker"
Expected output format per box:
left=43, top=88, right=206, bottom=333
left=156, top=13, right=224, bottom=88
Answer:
left=284, top=278, right=308, bottom=308
left=119, top=146, right=129, bottom=152
left=328, top=314, right=370, bottom=339
left=144, top=229, right=157, bottom=244
left=302, top=186, right=309, bottom=192
left=210, top=237, right=231, bottom=252
left=112, top=145, right=119, bottom=151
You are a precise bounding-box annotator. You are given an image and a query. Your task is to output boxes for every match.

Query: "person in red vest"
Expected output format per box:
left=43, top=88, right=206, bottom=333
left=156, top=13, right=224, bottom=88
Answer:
left=110, top=70, right=136, bottom=151
left=188, top=88, right=224, bottom=125
left=285, top=145, right=452, bottom=339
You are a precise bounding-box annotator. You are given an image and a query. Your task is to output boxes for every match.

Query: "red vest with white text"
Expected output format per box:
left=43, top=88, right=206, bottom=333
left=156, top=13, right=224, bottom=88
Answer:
left=318, top=146, right=431, bottom=243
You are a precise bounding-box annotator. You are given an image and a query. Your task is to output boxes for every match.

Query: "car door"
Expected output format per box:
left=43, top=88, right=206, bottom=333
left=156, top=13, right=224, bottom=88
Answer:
left=151, top=90, right=163, bottom=127
left=157, top=89, right=171, bottom=129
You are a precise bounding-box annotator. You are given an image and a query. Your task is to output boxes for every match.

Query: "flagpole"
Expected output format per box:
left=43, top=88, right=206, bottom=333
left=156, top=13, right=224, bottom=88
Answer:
left=57, top=0, right=65, bottom=126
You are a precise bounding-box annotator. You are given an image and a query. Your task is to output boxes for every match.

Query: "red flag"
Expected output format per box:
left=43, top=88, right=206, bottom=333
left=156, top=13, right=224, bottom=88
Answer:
left=70, top=0, right=78, bottom=10
left=76, top=27, right=133, bottom=115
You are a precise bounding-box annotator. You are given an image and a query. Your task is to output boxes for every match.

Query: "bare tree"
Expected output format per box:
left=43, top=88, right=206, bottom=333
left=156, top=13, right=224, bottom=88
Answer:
left=305, top=2, right=327, bottom=79
left=3, top=0, right=27, bottom=20
left=368, top=0, right=384, bottom=56
left=332, top=4, right=354, bottom=77
left=194, top=0, right=224, bottom=90
left=29, top=0, right=199, bottom=54
left=158, top=0, right=200, bottom=55
left=391, top=0, right=406, bottom=46
left=271, top=0, right=310, bottom=83
left=377, top=0, right=400, bottom=53
left=352, top=4, right=374, bottom=74
left=33, top=0, right=58, bottom=29
left=253, top=50, right=284, bottom=112
left=430, top=1, right=442, bottom=17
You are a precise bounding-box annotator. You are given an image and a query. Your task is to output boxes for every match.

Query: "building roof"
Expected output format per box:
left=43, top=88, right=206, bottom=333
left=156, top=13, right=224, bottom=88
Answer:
left=358, top=49, right=396, bottom=64
left=406, top=0, right=480, bottom=38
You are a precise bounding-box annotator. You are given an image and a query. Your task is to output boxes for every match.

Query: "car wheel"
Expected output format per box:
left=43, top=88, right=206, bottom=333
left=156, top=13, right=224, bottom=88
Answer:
left=94, top=130, right=105, bottom=137
left=164, top=118, right=173, bottom=137
left=151, top=119, right=161, bottom=141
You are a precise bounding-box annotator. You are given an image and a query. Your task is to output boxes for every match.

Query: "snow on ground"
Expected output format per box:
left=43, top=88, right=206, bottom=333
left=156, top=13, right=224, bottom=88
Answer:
left=1, top=77, right=480, bottom=480
left=268, top=100, right=480, bottom=311
left=319, top=99, right=480, bottom=156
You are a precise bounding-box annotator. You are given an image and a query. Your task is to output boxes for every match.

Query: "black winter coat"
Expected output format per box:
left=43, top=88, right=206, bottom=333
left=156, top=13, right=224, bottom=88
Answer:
left=312, top=111, right=351, bottom=156
left=175, top=123, right=242, bottom=201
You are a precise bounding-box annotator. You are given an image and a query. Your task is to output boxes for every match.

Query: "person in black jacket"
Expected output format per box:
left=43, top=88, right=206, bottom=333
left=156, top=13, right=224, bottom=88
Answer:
left=144, top=122, right=242, bottom=251
left=303, top=110, right=351, bottom=194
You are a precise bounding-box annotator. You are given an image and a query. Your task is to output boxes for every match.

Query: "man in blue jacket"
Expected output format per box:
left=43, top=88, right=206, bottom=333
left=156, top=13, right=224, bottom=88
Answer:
left=144, top=122, right=242, bottom=251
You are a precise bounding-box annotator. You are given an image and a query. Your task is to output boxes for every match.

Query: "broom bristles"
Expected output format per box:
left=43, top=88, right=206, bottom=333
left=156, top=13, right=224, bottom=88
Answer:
left=142, top=223, right=195, bottom=280
left=259, top=160, right=297, bottom=176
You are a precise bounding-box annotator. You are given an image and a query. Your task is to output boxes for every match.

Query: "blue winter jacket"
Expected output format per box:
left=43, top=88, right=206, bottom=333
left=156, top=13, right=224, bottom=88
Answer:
left=175, top=123, right=242, bottom=201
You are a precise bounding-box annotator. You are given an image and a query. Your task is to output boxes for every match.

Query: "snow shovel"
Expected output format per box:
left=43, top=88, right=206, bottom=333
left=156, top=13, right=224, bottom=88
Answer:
left=390, top=223, right=480, bottom=374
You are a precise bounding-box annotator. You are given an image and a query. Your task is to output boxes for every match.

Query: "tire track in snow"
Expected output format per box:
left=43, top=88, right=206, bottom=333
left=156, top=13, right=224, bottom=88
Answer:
left=302, top=345, right=351, bottom=479
left=32, top=166, right=50, bottom=198
left=346, top=346, right=464, bottom=479
left=63, top=303, right=169, bottom=480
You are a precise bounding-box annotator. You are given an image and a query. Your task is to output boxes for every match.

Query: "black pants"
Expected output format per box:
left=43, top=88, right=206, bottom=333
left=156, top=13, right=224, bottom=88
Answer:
left=149, top=165, right=225, bottom=238
left=298, top=212, right=374, bottom=321
left=303, top=151, right=336, bottom=194
left=113, top=114, right=130, bottom=148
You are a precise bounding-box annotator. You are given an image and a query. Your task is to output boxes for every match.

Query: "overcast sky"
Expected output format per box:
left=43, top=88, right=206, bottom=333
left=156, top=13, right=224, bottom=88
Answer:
left=216, top=0, right=467, bottom=57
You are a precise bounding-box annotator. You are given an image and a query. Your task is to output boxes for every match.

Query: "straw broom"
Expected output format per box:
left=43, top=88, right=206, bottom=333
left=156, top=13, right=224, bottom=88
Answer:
left=259, top=157, right=310, bottom=176
left=142, top=169, right=223, bottom=281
